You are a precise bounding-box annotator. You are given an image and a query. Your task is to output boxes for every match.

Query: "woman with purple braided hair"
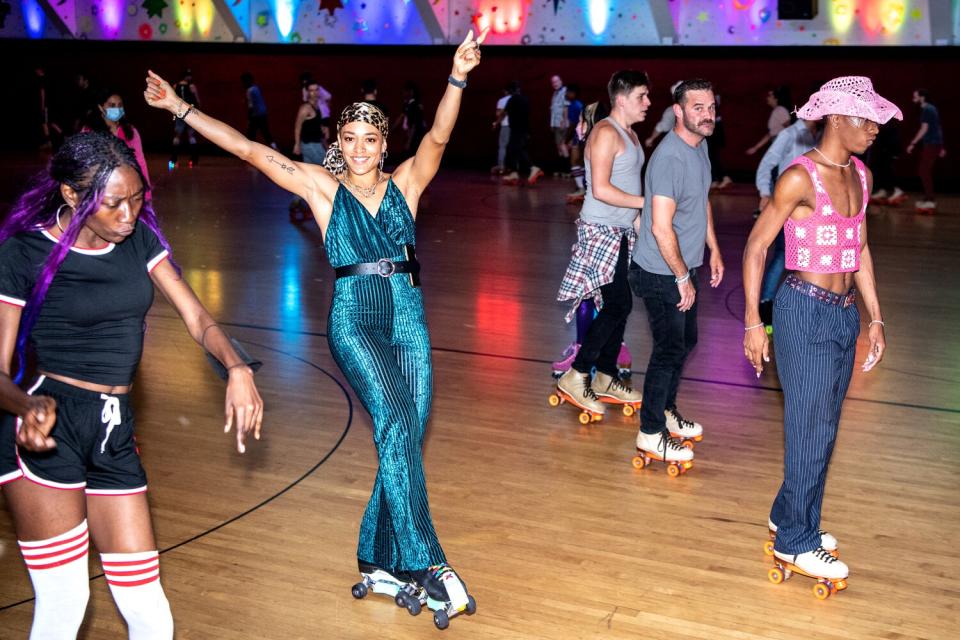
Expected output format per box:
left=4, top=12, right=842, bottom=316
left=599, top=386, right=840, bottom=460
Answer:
left=0, top=131, right=263, bottom=638
left=145, top=29, right=486, bottom=628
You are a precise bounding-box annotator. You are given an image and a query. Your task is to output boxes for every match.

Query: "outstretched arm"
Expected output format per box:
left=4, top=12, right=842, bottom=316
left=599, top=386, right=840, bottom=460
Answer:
left=394, top=28, right=488, bottom=205
left=150, top=260, right=263, bottom=454
left=144, top=71, right=336, bottom=205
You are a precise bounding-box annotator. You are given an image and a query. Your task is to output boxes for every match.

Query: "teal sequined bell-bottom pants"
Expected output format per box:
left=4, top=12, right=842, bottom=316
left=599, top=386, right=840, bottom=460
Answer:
left=328, top=275, right=447, bottom=572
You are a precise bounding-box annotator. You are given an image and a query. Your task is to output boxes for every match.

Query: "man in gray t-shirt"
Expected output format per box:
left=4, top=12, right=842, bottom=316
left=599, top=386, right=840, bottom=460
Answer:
left=628, top=79, right=724, bottom=465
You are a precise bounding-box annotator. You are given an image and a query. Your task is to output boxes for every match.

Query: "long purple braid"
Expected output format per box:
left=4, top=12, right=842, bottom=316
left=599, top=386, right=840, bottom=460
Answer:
left=0, top=132, right=178, bottom=383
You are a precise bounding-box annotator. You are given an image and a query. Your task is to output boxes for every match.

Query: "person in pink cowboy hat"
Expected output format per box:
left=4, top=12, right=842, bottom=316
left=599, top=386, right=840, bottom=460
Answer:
left=741, top=77, right=901, bottom=593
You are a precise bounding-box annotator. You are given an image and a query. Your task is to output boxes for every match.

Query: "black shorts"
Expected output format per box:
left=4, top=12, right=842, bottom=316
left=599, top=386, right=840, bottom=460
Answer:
left=0, top=376, right=147, bottom=494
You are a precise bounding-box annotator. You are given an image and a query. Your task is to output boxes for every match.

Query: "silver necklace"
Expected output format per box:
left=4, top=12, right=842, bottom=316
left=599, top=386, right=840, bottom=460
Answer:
left=813, top=147, right=851, bottom=168
left=344, top=170, right=384, bottom=198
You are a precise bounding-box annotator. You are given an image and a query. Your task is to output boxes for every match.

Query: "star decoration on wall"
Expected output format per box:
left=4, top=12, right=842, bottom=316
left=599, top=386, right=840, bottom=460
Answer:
left=319, top=0, right=342, bottom=16
left=142, top=0, right=167, bottom=19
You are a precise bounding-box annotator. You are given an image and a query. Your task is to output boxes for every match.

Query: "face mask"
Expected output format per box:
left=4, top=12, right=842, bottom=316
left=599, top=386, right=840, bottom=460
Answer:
left=105, top=107, right=124, bottom=122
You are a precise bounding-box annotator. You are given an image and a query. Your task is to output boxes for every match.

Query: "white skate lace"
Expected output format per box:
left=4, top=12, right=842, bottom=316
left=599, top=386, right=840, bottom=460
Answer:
left=668, top=408, right=695, bottom=432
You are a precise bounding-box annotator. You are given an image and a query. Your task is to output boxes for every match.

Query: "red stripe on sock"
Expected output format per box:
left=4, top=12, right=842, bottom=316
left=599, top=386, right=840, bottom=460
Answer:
left=19, top=529, right=88, bottom=551
left=104, top=563, right=159, bottom=578
left=106, top=574, right=159, bottom=587
left=24, top=548, right=89, bottom=571
left=101, top=556, right=158, bottom=568
left=21, top=537, right=89, bottom=562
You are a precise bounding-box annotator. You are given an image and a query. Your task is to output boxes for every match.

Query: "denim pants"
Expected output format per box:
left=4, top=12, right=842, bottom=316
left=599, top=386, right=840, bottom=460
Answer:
left=572, top=236, right=631, bottom=377
left=769, top=280, right=859, bottom=554
left=628, top=264, right=698, bottom=434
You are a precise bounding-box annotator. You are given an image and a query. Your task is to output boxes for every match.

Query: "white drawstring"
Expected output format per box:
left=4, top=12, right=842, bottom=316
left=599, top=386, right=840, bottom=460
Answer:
left=99, top=394, right=121, bottom=454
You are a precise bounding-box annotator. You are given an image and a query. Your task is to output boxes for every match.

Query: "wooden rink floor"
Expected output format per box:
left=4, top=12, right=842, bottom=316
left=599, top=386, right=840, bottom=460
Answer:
left=0, top=154, right=957, bottom=639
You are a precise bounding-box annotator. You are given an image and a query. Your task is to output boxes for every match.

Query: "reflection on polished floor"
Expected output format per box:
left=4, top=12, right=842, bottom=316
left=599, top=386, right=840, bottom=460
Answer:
left=0, top=155, right=957, bottom=639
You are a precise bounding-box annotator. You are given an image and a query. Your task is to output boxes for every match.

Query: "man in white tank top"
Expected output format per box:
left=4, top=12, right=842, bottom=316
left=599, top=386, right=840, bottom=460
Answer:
left=556, top=71, right=650, bottom=417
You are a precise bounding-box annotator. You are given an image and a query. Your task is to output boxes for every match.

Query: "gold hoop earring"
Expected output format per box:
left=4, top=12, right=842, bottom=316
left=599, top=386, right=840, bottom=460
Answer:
left=55, top=204, right=72, bottom=233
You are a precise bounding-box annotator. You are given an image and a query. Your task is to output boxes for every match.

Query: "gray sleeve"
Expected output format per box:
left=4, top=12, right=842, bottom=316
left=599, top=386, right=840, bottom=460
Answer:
left=648, top=153, right=685, bottom=202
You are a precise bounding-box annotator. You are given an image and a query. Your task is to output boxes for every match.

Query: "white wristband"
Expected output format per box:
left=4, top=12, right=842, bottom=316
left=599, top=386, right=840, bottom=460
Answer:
left=869, top=320, right=885, bottom=327
left=675, top=271, right=691, bottom=285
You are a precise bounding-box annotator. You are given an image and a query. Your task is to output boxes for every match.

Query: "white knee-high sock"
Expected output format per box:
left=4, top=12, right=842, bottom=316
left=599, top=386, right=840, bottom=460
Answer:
left=18, top=520, right=91, bottom=640
left=100, top=550, right=173, bottom=640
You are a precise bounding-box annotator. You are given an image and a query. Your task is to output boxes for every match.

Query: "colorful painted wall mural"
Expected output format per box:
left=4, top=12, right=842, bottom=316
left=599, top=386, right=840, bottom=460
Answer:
left=0, top=0, right=954, bottom=45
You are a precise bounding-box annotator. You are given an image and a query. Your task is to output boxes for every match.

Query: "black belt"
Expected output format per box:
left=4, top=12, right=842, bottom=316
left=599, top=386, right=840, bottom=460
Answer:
left=335, top=257, right=420, bottom=279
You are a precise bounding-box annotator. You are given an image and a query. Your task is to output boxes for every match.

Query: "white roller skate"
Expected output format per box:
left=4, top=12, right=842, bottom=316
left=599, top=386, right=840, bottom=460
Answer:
left=664, top=407, right=703, bottom=448
left=769, top=547, right=849, bottom=600
left=632, top=429, right=694, bottom=477
left=764, top=519, right=838, bottom=557
left=552, top=368, right=606, bottom=424
left=410, top=564, right=476, bottom=630
left=592, top=371, right=641, bottom=417
left=351, top=561, right=425, bottom=616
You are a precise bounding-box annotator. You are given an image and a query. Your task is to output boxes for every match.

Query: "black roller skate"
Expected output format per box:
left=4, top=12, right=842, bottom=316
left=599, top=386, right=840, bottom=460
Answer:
left=409, top=564, right=476, bottom=630
left=351, top=561, right=425, bottom=616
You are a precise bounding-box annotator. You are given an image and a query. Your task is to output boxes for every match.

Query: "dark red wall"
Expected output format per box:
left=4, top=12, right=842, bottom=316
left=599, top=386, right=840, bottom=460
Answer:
left=5, top=40, right=957, bottom=185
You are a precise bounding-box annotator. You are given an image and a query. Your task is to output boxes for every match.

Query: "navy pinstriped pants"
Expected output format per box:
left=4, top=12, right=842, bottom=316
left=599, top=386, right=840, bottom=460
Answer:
left=769, top=280, right=859, bottom=554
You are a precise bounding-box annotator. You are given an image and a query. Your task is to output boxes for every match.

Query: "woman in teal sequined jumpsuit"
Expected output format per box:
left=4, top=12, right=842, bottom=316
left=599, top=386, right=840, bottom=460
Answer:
left=145, top=29, right=487, bottom=611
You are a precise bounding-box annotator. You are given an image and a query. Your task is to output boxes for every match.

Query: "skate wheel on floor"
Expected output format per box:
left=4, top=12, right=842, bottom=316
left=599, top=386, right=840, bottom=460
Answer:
left=622, top=404, right=635, bottom=417
left=681, top=440, right=695, bottom=450
left=548, top=393, right=561, bottom=407
left=351, top=582, right=368, bottom=599
left=768, top=567, right=784, bottom=585
left=813, top=582, right=831, bottom=600
left=578, top=412, right=591, bottom=425
left=396, top=592, right=422, bottom=615
left=763, top=540, right=775, bottom=556
left=466, top=595, right=477, bottom=615
left=667, top=463, right=681, bottom=478
left=834, top=579, right=847, bottom=591
left=433, top=609, right=450, bottom=630
left=631, top=455, right=646, bottom=470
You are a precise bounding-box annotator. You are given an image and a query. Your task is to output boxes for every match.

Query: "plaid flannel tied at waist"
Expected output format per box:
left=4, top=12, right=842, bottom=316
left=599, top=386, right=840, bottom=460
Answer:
left=557, top=219, right=637, bottom=322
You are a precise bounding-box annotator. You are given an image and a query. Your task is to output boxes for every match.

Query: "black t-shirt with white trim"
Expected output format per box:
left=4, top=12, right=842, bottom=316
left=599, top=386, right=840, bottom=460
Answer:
left=0, top=221, right=169, bottom=386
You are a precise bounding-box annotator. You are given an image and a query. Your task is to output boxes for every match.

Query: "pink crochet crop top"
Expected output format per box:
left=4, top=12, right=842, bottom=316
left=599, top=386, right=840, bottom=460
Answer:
left=784, top=155, right=866, bottom=274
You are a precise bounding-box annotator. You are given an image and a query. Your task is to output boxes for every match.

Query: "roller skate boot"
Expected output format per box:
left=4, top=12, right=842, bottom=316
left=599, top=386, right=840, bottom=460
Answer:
left=592, top=371, right=641, bottom=417
left=868, top=188, right=888, bottom=205
left=351, top=561, right=425, bottom=616
left=632, top=429, right=694, bottom=477
left=664, top=406, right=703, bottom=448
left=764, top=520, right=838, bottom=557
left=616, top=341, right=632, bottom=377
left=886, top=187, right=906, bottom=205
left=527, top=166, right=545, bottom=185
left=915, top=199, right=936, bottom=214
left=769, top=547, right=848, bottom=600
left=501, top=171, right=520, bottom=185
left=551, top=369, right=605, bottom=424
left=409, top=564, right=476, bottom=630
left=551, top=342, right=580, bottom=378
left=565, top=188, right=585, bottom=204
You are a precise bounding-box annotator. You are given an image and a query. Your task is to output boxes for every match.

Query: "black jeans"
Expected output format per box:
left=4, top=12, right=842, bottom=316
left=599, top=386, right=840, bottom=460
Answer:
left=628, top=264, right=699, bottom=434
left=504, top=130, right=532, bottom=175
left=572, top=236, right=632, bottom=377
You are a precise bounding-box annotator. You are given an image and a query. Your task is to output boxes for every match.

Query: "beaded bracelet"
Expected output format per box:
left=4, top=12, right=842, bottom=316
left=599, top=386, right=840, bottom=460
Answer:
left=174, top=102, right=195, bottom=120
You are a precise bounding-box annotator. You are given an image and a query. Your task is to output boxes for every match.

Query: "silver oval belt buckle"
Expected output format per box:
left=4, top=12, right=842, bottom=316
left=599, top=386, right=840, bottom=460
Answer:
left=376, top=258, right=396, bottom=277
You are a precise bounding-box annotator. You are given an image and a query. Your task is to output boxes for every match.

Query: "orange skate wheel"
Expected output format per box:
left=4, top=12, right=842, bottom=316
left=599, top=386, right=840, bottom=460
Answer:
left=631, top=455, right=646, bottom=470
left=763, top=540, right=775, bottom=556
left=667, top=464, right=680, bottom=478
left=681, top=440, right=695, bottom=450
left=548, top=394, right=561, bottom=407
left=591, top=413, right=602, bottom=422
left=834, top=578, right=847, bottom=591
left=813, top=583, right=830, bottom=600
left=768, top=567, right=784, bottom=584
left=578, top=412, right=591, bottom=425
left=622, top=404, right=635, bottom=417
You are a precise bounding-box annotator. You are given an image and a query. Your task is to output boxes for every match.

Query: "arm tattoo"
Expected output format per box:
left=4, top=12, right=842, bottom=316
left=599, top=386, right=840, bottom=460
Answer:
left=266, top=155, right=296, bottom=174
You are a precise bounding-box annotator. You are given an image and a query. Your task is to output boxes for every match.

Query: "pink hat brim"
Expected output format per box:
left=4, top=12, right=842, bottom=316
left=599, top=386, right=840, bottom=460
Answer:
left=797, top=89, right=903, bottom=124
